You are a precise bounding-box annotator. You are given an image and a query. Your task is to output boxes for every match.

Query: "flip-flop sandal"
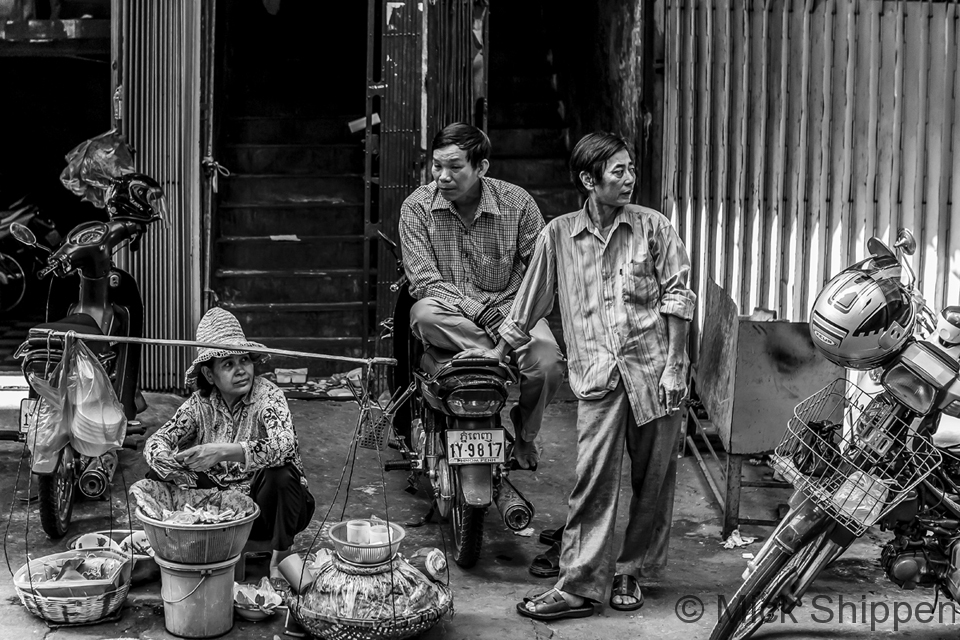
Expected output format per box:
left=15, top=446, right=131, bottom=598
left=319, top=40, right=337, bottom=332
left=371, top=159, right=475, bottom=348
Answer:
left=529, top=544, right=561, bottom=578
left=516, top=588, right=595, bottom=621
left=609, top=574, right=644, bottom=612
left=538, top=527, right=564, bottom=546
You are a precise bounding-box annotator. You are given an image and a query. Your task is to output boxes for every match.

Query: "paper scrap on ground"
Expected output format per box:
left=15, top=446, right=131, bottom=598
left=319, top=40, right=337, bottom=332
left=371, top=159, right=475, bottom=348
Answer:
left=513, top=527, right=535, bottom=537
left=269, top=234, right=300, bottom=242
left=721, top=529, right=758, bottom=549
left=742, top=552, right=755, bottom=559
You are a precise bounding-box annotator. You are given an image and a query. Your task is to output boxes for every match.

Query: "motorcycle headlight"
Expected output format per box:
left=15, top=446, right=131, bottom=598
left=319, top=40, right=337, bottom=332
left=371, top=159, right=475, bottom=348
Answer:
left=444, top=388, right=506, bottom=417
left=881, top=363, right=937, bottom=415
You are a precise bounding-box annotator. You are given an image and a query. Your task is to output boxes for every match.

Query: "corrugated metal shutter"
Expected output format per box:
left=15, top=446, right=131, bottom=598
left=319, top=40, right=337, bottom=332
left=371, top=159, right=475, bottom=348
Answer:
left=663, top=0, right=960, bottom=335
left=112, top=0, right=202, bottom=392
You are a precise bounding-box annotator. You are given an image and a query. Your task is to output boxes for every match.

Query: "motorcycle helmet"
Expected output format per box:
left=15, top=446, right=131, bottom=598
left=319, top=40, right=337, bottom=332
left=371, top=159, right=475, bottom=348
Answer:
left=105, top=173, right=166, bottom=222
left=809, top=254, right=915, bottom=370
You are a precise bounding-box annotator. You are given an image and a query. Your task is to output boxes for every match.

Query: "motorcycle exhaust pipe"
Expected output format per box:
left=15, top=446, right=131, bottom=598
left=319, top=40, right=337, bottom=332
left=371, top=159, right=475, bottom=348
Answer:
left=495, top=476, right=535, bottom=531
left=78, top=451, right=118, bottom=499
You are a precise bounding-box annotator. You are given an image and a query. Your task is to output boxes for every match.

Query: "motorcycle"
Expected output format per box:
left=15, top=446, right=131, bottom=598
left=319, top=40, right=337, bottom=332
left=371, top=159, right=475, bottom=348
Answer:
left=4, top=173, right=165, bottom=539
left=0, top=194, right=59, bottom=313
left=379, top=233, right=538, bottom=569
left=711, top=228, right=960, bottom=640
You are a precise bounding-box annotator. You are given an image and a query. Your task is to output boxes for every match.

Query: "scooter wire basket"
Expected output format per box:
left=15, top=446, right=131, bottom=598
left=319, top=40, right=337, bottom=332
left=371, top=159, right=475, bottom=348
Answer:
left=770, top=378, right=942, bottom=536
left=356, top=381, right=416, bottom=451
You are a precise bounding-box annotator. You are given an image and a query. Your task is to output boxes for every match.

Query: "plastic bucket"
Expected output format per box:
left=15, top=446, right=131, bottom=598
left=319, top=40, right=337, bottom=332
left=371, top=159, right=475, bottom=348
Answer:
left=156, top=555, right=240, bottom=638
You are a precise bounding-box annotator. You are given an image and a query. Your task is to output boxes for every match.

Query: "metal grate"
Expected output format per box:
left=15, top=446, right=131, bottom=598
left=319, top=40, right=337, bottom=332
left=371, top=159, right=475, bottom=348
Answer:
left=112, top=0, right=202, bottom=393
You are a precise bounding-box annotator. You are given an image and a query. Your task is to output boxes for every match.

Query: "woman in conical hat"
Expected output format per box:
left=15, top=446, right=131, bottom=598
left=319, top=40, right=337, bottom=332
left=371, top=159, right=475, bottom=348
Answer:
left=143, top=307, right=316, bottom=578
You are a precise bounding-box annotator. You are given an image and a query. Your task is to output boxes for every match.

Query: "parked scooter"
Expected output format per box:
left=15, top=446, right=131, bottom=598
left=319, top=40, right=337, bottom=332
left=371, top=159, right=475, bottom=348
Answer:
left=711, top=228, right=960, bottom=640
left=380, top=233, right=537, bottom=569
left=4, top=173, right=165, bottom=539
left=0, top=195, right=59, bottom=313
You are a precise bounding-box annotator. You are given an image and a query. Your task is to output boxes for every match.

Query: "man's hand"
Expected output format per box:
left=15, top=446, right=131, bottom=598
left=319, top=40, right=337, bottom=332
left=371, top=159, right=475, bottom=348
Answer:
left=175, top=444, right=227, bottom=472
left=658, top=364, right=687, bottom=415
left=513, top=437, right=540, bottom=470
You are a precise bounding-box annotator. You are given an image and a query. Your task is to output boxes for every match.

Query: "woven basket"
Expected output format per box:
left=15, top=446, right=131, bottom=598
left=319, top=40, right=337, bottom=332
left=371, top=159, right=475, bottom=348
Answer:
left=287, top=556, right=453, bottom=640
left=136, top=505, right=259, bottom=564
left=13, top=550, right=133, bottom=625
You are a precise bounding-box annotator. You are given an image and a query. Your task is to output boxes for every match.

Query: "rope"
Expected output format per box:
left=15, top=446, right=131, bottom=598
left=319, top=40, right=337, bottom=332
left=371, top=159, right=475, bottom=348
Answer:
left=201, top=157, right=231, bottom=194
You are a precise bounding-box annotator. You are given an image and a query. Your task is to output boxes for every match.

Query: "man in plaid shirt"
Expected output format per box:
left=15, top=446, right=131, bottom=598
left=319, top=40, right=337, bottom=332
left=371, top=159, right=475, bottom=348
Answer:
left=398, top=122, right=565, bottom=468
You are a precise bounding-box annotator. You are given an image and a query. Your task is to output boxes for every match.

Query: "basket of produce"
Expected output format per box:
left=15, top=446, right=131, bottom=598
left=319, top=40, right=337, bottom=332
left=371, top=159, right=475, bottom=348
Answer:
left=67, top=529, right=159, bottom=585
left=287, top=553, right=453, bottom=640
left=329, top=519, right=405, bottom=565
left=13, top=549, right=133, bottom=624
left=130, top=479, right=259, bottom=564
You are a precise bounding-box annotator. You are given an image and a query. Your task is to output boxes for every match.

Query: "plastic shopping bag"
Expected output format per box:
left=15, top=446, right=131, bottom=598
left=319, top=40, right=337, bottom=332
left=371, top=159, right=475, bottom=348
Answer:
left=59, top=129, right=135, bottom=208
left=62, top=339, right=126, bottom=457
left=25, top=369, right=71, bottom=471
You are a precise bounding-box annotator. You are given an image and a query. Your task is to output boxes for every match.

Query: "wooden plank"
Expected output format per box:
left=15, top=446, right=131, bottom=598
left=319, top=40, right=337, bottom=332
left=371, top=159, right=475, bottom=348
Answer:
left=839, top=0, right=857, bottom=263
left=890, top=1, right=905, bottom=238
left=863, top=1, right=881, bottom=242
left=874, top=1, right=897, bottom=244
left=938, top=2, right=957, bottom=310
left=796, top=0, right=815, bottom=318
left=683, top=0, right=697, bottom=264
left=914, top=0, right=932, bottom=296
left=703, top=0, right=716, bottom=287
left=819, top=0, right=838, bottom=279
left=771, top=0, right=789, bottom=317
left=949, top=8, right=960, bottom=306
left=924, top=3, right=947, bottom=307
left=662, top=0, right=680, bottom=223
left=719, top=0, right=735, bottom=292
left=805, top=1, right=827, bottom=308
left=697, top=277, right=740, bottom=447
left=735, top=0, right=752, bottom=310
left=757, top=0, right=772, bottom=312
left=899, top=4, right=922, bottom=249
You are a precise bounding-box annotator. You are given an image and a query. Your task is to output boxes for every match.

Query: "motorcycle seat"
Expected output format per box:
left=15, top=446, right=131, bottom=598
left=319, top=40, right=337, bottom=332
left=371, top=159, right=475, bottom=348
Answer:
left=420, top=346, right=514, bottom=379
left=26, top=313, right=107, bottom=354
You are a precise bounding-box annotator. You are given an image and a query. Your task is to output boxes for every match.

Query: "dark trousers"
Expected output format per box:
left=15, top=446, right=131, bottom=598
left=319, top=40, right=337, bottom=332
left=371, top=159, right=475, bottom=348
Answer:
left=145, top=463, right=315, bottom=551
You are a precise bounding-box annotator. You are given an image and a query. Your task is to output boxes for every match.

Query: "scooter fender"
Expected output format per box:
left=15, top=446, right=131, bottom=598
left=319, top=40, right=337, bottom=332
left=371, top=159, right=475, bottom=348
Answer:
left=456, top=464, right=493, bottom=507
left=31, top=445, right=73, bottom=476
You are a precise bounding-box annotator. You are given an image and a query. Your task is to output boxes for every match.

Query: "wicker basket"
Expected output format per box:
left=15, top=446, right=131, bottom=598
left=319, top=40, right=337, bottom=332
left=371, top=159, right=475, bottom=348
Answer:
left=287, top=555, right=453, bottom=640
left=136, top=505, right=260, bottom=564
left=13, top=550, right=133, bottom=625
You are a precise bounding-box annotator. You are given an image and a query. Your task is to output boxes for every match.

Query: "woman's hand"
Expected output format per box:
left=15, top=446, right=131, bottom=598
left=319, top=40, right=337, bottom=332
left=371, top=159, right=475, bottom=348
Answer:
left=175, top=444, right=230, bottom=472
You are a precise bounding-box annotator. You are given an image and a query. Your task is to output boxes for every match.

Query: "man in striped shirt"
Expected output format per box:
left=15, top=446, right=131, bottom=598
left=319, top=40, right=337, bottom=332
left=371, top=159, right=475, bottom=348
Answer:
left=399, top=123, right=565, bottom=467
left=459, top=132, right=696, bottom=619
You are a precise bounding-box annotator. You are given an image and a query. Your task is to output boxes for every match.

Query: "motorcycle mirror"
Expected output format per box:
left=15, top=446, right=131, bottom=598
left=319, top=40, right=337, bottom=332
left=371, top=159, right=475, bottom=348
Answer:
left=894, top=228, right=917, bottom=256
left=10, top=222, right=37, bottom=247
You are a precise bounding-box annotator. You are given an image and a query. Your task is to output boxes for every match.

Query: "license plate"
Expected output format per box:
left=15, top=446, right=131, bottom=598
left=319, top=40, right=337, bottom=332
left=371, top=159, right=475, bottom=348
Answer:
left=19, top=398, right=37, bottom=435
left=446, top=429, right=506, bottom=465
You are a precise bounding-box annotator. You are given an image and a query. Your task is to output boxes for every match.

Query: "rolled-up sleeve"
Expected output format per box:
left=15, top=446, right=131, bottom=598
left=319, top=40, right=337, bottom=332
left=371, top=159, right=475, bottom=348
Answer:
left=240, top=387, right=298, bottom=473
left=655, top=223, right=697, bottom=321
left=144, top=397, right=199, bottom=467
left=498, top=226, right=557, bottom=350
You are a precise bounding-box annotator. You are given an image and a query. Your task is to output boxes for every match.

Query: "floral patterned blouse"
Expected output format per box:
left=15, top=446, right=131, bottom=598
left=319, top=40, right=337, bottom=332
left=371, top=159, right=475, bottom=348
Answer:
left=144, top=377, right=307, bottom=492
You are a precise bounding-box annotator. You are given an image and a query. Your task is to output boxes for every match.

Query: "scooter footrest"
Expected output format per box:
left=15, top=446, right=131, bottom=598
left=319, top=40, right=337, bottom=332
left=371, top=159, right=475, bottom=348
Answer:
left=384, top=459, right=413, bottom=472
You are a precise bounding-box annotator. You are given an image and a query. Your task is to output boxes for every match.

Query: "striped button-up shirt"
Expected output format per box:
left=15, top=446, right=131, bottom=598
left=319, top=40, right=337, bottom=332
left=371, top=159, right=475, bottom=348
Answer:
left=399, top=178, right=545, bottom=327
left=500, top=204, right=697, bottom=425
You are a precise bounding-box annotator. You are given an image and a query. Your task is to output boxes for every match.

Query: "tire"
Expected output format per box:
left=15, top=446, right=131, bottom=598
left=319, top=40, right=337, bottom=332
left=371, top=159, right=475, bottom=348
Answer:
left=37, top=449, right=76, bottom=539
left=710, top=530, right=827, bottom=640
left=450, top=474, right=485, bottom=569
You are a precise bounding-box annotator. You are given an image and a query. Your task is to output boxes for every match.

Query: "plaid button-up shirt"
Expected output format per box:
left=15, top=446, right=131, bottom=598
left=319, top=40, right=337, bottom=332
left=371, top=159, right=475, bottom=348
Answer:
left=500, top=204, right=697, bottom=425
left=144, top=377, right=306, bottom=492
left=399, top=178, right=545, bottom=330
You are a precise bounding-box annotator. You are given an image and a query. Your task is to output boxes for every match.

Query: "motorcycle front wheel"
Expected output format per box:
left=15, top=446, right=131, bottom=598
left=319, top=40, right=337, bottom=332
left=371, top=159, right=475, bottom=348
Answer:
left=450, top=473, right=485, bottom=569
left=710, top=529, right=828, bottom=640
left=37, top=447, right=76, bottom=538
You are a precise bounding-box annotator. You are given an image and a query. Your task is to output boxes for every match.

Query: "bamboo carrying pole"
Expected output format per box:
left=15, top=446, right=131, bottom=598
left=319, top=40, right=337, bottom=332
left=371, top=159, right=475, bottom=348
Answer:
left=30, top=330, right=397, bottom=368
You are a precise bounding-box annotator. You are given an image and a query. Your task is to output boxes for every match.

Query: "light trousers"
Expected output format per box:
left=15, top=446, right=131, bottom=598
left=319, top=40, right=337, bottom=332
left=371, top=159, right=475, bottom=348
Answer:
left=555, top=381, right=682, bottom=603
left=409, top=297, right=565, bottom=441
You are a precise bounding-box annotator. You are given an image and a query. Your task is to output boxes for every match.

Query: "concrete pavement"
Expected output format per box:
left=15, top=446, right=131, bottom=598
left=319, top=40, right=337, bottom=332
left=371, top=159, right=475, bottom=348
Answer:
left=0, top=387, right=955, bottom=639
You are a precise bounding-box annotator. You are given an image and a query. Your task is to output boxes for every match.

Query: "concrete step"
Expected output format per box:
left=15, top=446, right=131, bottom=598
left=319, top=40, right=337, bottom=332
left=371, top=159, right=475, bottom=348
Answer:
left=223, top=117, right=358, bottom=145
left=215, top=268, right=373, bottom=305
left=223, top=302, right=367, bottom=338
left=489, top=101, right=564, bottom=128
left=219, top=175, right=365, bottom=207
left=489, top=158, right=570, bottom=186
left=489, top=128, right=569, bottom=158
left=249, top=337, right=369, bottom=377
left=488, top=73, right=558, bottom=101
left=218, top=203, right=365, bottom=237
left=216, top=236, right=366, bottom=270
left=526, top=187, right=582, bottom=219
left=221, top=144, right=364, bottom=175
